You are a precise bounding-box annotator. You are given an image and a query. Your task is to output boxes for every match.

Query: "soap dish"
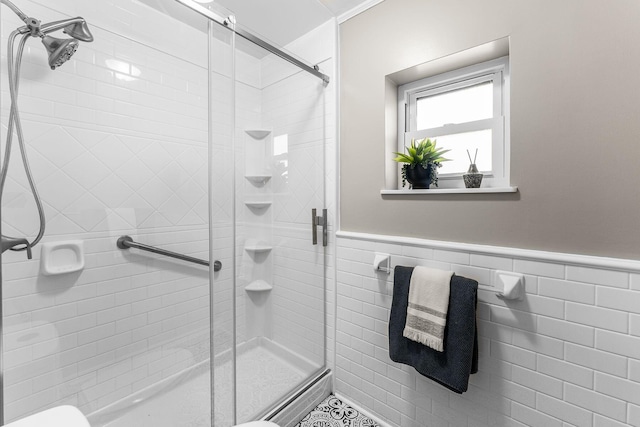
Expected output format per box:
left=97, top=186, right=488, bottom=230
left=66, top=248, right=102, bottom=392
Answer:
left=40, top=240, right=85, bottom=276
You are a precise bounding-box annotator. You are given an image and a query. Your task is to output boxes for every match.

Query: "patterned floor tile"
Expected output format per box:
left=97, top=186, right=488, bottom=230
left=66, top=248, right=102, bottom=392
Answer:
left=295, top=395, right=381, bottom=427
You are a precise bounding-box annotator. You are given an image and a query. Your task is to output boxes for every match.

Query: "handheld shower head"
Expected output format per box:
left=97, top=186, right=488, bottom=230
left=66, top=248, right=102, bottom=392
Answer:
left=1, top=1, right=95, bottom=256
left=41, top=35, right=78, bottom=69
left=62, top=18, right=93, bottom=42
left=38, top=17, right=93, bottom=69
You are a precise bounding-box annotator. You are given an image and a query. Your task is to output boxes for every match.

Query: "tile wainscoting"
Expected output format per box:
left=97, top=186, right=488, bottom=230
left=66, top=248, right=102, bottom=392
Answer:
left=335, top=231, right=640, bottom=427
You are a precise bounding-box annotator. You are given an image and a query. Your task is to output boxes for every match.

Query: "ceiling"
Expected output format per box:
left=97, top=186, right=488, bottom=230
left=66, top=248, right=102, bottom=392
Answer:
left=136, top=0, right=373, bottom=47
left=318, top=0, right=375, bottom=16
left=215, top=0, right=332, bottom=47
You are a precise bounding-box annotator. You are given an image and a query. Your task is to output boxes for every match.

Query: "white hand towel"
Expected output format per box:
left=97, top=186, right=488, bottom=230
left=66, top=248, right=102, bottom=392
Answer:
left=403, top=266, right=453, bottom=352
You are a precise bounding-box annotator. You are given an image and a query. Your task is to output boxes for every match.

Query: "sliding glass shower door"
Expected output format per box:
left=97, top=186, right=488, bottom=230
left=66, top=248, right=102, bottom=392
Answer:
left=223, top=24, right=329, bottom=424
left=0, top=1, right=229, bottom=425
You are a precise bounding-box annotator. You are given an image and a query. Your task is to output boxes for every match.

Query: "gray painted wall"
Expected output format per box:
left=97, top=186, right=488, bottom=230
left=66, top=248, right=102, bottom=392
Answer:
left=340, top=0, right=640, bottom=260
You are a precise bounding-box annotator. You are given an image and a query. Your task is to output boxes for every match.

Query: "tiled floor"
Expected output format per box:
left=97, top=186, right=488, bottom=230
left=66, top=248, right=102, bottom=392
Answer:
left=296, top=395, right=381, bottom=427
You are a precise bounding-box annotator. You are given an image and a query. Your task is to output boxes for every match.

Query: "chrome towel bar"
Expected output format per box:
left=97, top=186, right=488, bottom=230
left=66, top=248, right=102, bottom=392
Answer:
left=116, top=235, right=221, bottom=272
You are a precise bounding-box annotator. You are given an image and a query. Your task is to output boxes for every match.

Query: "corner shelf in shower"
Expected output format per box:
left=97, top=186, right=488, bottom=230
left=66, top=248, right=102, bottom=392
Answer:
left=245, top=201, right=272, bottom=209
left=244, top=129, right=271, bottom=140
left=244, top=244, right=273, bottom=253
left=245, top=175, right=271, bottom=185
left=245, top=279, right=273, bottom=292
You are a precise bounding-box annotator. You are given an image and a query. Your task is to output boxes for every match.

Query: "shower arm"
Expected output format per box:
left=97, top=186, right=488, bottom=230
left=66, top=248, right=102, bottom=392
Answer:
left=39, top=17, right=85, bottom=35
left=12, top=17, right=87, bottom=38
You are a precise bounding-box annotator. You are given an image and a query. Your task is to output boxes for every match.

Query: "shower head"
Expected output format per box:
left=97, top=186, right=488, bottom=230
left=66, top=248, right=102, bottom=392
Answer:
left=1, top=3, right=94, bottom=69
left=39, top=17, right=93, bottom=69
left=41, top=35, right=79, bottom=70
left=62, top=18, right=94, bottom=42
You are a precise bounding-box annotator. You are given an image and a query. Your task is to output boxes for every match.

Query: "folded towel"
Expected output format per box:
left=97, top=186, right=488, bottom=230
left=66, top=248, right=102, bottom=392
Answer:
left=390, top=266, right=478, bottom=394
left=403, top=266, right=453, bottom=351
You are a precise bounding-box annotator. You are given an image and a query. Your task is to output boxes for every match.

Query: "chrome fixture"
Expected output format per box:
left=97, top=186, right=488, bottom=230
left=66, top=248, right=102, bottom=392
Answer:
left=116, top=236, right=222, bottom=271
left=61, top=19, right=95, bottom=42
left=174, top=0, right=330, bottom=84
left=311, top=208, right=328, bottom=247
left=42, top=35, right=79, bottom=69
left=0, top=0, right=94, bottom=258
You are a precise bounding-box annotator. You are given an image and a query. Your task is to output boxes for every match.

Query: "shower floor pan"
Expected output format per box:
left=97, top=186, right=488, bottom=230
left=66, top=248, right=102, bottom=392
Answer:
left=88, top=338, right=318, bottom=427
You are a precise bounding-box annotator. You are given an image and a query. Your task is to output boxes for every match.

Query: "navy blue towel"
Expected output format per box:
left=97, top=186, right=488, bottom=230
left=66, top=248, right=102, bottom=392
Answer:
left=389, top=266, right=478, bottom=394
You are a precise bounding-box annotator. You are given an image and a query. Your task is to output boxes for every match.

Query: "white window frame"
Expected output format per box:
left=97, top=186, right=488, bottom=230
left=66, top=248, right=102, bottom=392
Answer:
left=397, top=56, right=510, bottom=189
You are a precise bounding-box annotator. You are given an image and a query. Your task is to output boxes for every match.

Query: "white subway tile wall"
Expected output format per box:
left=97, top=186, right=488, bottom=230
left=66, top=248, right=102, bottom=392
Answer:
left=336, top=233, right=640, bottom=427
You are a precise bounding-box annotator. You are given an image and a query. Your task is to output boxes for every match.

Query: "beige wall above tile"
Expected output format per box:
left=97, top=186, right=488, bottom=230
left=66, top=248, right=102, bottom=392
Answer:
left=339, top=0, right=640, bottom=260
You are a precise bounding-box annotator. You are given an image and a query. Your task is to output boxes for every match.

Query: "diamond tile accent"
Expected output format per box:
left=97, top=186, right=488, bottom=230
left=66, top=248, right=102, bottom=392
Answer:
left=93, top=135, right=134, bottom=171
left=1, top=178, right=28, bottom=209
left=138, top=144, right=174, bottom=174
left=37, top=170, right=85, bottom=212
left=177, top=210, right=203, bottom=226
left=158, top=194, right=190, bottom=224
left=138, top=177, right=173, bottom=208
left=176, top=147, right=206, bottom=171
left=119, top=194, right=154, bottom=226
left=91, top=175, right=134, bottom=207
left=176, top=178, right=206, bottom=208
left=119, top=134, right=153, bottom=154
left=13, top=121, right=55, bottom=143
left=64, top=152, right=113, bottom=189
left=157, top=163, right=191, bottom=193
left=1, top=189, right=41, bottom=237
left=28, top=126, right=85, bottom=168
left=46, top=211, right=85, bottom=235
left=64, top=127, right=111, bottom=149
left=115, top=158, right=155, bottom=191
left=22, top=148, right=59, bottom=184
left=66, top=193, right=109, bottom=231
left=138, top=212, right=172, bottom=229
left=194, top=197, right=209, bottom=223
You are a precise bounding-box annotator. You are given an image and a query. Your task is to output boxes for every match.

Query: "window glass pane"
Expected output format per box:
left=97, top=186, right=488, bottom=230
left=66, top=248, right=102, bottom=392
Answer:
left=416, top=82, right=492, bottom=130
left=434, top=129, right=492, bottom=175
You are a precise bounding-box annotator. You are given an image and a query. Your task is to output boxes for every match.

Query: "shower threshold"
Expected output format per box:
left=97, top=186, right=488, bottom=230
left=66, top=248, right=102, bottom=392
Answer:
left=87, top=338, right=320, bottom=427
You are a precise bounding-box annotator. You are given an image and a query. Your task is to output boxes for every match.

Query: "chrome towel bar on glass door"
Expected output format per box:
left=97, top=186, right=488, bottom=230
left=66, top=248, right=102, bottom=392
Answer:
left=116, top=235, right=222, bottom=272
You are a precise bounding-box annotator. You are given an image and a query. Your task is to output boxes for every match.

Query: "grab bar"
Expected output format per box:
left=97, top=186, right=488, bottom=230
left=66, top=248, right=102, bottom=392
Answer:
left=116, top=235, right=222, bottom=272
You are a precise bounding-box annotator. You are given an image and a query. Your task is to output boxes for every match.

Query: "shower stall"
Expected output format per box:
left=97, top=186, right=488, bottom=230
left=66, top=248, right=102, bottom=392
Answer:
left=0, top=0, right=334, bottom=425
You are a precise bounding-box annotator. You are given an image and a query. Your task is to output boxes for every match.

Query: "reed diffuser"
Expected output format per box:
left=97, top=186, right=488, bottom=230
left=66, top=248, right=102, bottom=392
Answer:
left=463, top=149, right=483, bottom=188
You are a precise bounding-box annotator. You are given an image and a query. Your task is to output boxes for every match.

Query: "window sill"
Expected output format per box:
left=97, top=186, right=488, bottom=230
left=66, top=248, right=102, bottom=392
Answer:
left=380, top=186, right=518, bottom=195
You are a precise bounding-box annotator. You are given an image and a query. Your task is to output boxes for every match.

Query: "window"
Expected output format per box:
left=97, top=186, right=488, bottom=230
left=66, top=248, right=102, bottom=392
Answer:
left=398, top=56, right=510, bottom=188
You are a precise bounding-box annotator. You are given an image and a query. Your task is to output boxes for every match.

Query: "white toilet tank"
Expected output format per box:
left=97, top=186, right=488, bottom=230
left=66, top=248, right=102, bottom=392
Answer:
left=4, top=406, right=90, bottom=427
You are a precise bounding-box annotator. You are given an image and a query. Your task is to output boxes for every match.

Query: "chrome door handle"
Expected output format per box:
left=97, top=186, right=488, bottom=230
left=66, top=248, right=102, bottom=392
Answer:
left=312, top=209, right=318, bottom=245
left=311, top=208, right=327, bottom=247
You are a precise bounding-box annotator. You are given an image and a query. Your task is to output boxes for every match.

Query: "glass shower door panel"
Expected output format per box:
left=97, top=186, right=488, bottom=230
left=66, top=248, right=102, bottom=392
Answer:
left=1, top=1, right=214, bottom=426
left=209, top=14, right=237, bottom=427
left=235, top=43, right=326, bottom=422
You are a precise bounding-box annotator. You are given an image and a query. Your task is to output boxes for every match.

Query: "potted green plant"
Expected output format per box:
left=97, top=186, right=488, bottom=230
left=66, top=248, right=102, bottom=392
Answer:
left=393, top=137, right=450, bottom=189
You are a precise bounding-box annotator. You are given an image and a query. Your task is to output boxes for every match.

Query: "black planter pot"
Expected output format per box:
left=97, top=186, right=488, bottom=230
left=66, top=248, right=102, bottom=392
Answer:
left=405, top=164, right=434, bottom=189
